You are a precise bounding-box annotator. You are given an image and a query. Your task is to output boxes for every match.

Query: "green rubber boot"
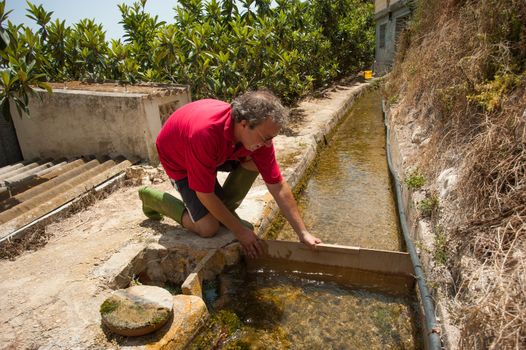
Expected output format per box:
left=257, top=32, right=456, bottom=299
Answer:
left=222, top=166, right=259, bottom=230
left=138, top=187, right=185, bottom=224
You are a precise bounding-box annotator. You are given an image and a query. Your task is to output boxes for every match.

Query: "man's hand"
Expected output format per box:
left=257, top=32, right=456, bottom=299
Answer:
left=235, top=227, right=264, bottom=259
left=299, top=231, right=322, bottom=248
left=196, top=191, right=263, bottom=258
left=267, top=181, right=321, bottom=250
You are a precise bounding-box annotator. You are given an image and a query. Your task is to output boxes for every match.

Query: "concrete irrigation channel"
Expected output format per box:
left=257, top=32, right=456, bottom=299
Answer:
left=0, top=81, right=440, bottom=349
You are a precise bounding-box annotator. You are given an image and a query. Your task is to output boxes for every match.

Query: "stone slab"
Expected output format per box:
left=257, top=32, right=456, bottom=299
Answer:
left=93, top=243, right=146, bottom=289
left=101, top=285, right=173, bottom=337
left=121, top=294, right=208, bottom=350
left=157, top=226, right=236, bottom=250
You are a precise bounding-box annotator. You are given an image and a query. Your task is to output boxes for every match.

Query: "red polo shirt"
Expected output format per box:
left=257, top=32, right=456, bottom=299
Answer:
left=156, top=99, right=283, bottom=193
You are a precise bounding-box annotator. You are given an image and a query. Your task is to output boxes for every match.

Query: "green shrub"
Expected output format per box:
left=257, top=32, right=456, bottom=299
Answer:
left=467, top=72, right=521, bottom=112
left=404, top=170, right=425, bottom=189
left=418, top=195, right=439, bottom=218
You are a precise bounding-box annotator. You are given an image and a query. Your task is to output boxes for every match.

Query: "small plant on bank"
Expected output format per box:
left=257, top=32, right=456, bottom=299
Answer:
left=404, top=170, right=425, bottom=190
left=129, top=274, right=143, bottom=287
left=433, top=226, right=447, bottom=266
left=418, top=195, right=439, bottom=219
left=387, top=94, right=398, bottom=105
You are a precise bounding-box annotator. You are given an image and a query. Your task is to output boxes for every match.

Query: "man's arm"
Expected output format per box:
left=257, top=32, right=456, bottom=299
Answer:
left=266, top=180, right=321, bottom=247
left=196, top=191, right=263, bottom=258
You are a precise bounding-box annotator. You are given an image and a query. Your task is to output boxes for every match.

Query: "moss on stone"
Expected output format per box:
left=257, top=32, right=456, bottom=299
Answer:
left=101, top=293, right=171, bottom=332
left=100, top=297, right=120, bottom=315
left=215, top=309, right=242, bottom=332
left=187, top=309, right=242, bottom=348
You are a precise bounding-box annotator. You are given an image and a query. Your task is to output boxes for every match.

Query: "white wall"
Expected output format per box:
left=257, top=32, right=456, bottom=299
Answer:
left=11, top=85, right=191, bottom=163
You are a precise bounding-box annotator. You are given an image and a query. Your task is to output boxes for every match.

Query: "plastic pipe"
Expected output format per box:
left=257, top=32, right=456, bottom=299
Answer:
left=382, top=99, right=442, bottom=350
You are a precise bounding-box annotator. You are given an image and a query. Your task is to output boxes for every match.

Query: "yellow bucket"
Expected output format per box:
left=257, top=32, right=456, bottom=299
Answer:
left=364, top=70, right=373, bottom=80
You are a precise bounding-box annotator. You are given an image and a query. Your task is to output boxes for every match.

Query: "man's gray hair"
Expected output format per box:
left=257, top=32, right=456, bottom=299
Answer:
left=231, top=90, right=289, bottom=128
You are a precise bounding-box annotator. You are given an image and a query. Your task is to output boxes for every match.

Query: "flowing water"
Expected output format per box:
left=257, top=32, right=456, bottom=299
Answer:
left=190, top=265, right=421, bottom=349
left=189, top=90, right=421, bottom=349
left=272, top=89, right=401, bottom=251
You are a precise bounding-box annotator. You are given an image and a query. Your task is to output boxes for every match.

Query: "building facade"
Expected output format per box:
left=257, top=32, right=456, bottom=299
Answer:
left=374, top=0, right=414, bottom=75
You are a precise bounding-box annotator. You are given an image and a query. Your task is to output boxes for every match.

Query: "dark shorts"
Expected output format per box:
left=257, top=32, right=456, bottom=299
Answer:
left=172, top=160, right=240, bottom=222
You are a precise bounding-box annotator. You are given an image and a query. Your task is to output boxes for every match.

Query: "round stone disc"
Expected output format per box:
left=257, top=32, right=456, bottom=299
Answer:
left=100, top=285, right=173, bottom=337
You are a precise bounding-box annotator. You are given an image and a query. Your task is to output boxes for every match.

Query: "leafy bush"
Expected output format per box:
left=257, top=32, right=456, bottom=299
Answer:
left=0, top=1, right=51, bottom=121
left=4, top=0, right=375, bottom=110
left=467, top=72, right=521, bottom=112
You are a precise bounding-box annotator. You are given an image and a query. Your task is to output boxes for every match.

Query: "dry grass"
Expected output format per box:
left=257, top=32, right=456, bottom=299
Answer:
left=386, top=0, right=526, bottom=348
left=452, top=89, right=526, bottom=348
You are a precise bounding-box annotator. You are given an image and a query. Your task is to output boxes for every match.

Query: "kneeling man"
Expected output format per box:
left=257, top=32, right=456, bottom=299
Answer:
left=139, top=90, right=321, bottom=258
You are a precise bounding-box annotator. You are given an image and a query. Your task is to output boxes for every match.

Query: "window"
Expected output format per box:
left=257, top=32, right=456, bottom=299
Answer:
left=379, top=24, right=386, bottom=49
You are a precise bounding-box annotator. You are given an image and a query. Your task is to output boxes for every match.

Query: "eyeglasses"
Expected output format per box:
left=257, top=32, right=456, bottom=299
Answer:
left=253, top=127, right=275, bottom=145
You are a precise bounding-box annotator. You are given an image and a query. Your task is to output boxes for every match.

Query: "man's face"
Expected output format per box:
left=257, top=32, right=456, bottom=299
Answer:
left=241, top=118, right=280, bottom=151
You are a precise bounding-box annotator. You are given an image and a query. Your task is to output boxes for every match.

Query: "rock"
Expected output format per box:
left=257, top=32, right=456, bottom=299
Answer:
left=100, top=285, right=173, bottom=337
left=159, top=253, right=189, bottom=284
left=202, top=250, right=226, bottom=281
left=221, top=243, right=241, bottom=266
left=143, top=244, right=168, bottom=285
left=122, top=295, right=209, bottom=349
left=144, top=261, right=167, bottom=286
left=125, top=165, right=166, bottom=186
left=411, top=125, right=427, bottom=144
left=93, top=243, right=146, bottom=289
left=181, top=272, right=202, bottom=298
left=437, top=167, right=458, bottom=199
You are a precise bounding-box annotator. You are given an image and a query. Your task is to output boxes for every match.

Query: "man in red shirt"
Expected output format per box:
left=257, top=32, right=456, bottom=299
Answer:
left=139, top=90, right=321, bottom=258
